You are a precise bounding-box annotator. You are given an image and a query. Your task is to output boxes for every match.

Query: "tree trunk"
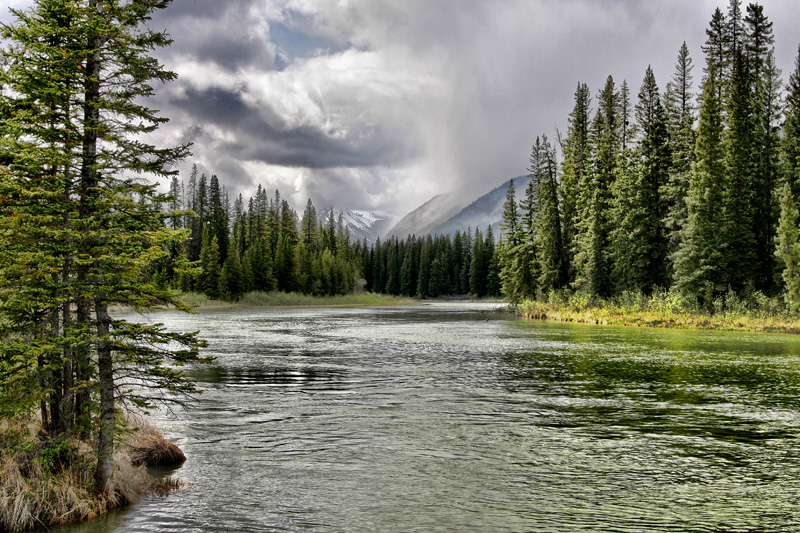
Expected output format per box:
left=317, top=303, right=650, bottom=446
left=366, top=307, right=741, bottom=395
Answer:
left=93, top=302, right=114, bottom=493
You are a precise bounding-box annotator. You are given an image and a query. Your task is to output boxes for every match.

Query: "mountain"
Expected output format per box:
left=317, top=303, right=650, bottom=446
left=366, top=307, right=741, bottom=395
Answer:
left=431, top=175, right=530, bottom=238
left=385, top=193, right=465, bottom=239
left=317, top=208, right=391, bottom=245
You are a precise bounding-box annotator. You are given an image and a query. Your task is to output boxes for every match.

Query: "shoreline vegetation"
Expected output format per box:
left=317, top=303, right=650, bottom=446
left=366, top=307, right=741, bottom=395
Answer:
left=0, top=413, right=184, bottom=532
left=517, top=290, right=800, bottom=334
left=174, top=291, right=420, bottom=310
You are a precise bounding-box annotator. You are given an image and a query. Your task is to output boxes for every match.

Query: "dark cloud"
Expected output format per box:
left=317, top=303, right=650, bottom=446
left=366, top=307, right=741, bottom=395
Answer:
left=168, top=85, right=418, bottom=170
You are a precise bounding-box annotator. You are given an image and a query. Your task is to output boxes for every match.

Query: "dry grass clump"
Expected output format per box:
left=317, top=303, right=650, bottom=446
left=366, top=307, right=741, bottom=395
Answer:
left=0, top=413, right=185, bottom=532
left=0, top=420, right=102, bottom=531
left=123, top=415, right=185, bottom=468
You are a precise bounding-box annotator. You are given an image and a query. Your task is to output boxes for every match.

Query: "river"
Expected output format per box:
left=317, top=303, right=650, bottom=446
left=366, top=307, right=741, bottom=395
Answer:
left=60, top=302, right=800, bottom=532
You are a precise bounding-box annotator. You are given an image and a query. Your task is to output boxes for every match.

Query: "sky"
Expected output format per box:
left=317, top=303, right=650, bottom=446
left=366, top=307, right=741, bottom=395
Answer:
left=2, top=0, right=800, bottom=221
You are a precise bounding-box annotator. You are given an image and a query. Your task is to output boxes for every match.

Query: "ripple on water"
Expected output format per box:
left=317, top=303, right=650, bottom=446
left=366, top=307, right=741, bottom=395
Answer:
left=67, top=303, right=800, bottom=532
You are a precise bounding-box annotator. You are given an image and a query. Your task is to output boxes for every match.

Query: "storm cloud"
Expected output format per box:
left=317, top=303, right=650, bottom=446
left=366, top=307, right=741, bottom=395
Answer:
left=2, top=0, right=800, bottom=218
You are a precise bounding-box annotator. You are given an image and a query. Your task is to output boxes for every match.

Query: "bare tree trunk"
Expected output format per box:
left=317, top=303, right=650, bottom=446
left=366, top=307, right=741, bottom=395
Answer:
left=93, top=302, right=114, bottom=493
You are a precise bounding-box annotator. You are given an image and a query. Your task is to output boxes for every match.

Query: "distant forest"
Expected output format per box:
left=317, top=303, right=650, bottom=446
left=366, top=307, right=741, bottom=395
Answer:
left=164, top=166, right=502, bottom=299
left=167, top=0, right=800, bottom=309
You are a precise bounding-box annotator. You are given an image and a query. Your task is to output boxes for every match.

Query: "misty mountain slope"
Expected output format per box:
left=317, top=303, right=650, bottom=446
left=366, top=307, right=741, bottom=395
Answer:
left=385, top=193, right=465, bottom=239
left=432, top=175, right=530, bottom=237
left=317, top=208, right=390, bottom=245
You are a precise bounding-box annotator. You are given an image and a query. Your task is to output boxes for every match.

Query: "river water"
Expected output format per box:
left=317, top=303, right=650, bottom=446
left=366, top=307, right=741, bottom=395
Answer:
left=61, top=302, right=800, bottom=532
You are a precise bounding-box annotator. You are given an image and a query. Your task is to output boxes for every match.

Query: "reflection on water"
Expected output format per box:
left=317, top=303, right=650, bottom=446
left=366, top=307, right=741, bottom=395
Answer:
left=56, top=303, right=800, bottom=532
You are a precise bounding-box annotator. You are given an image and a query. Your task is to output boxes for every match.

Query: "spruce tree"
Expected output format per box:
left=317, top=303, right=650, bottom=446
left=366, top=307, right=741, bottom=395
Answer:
left=200, top=229, right=222, bottom=299
left=663, top=42, right=697, bottom=258
left=702, top=8, right=729, bottom=103
left=612, top=67, right=671, bottom=293
left=535, top=137, right=565, bottom=291
left=0, top=0, right=205, bottom=492
left=485, top=226, right=502, bottom=297
left=784, top=45, right=800, bottom=200
left=674, top=65, right=727, bottom=307
left=776, top=182, right=800, bottom=312
left=723, top=50, right=758, bottom=292
left=220, top=246, right=245, bottom=300
left=559, top=82, right=592, bottom=284
left=574, top=75, right=620, bottom=296
left=470, top=228, right=487, bottom=297
left=745, top=3, right=782, bottom=293
left=499, top=180, right=526, bottom=302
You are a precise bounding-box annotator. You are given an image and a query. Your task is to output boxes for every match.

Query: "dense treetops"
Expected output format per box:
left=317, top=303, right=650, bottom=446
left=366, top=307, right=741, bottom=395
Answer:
left=498, top=0, right=800, bottom=312
left=162, top=167, right=502, bottom=300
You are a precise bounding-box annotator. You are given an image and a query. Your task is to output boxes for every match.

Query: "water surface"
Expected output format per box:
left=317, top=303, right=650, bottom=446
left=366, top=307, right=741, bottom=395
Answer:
left=61, top=302, right=800, bottom=532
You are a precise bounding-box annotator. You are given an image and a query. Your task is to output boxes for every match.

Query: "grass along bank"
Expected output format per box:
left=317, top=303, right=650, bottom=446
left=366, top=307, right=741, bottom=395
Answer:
left=0, top=413, right=184, bottom=532
left=518, top=289, right=800, bottom=334
left=177, top=291, right=419, bottom=309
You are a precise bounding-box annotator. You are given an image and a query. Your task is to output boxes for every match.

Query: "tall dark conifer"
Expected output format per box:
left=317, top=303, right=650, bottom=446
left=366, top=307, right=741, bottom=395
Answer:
left=663, top=42, right=696, bottom=257
left=575, top=75, right=620, bottom=296
left=674, top=65, right=727, bottom=306
left=724, top=50, right=758, bottom=291
left=559, top=82, right=592, bottom=284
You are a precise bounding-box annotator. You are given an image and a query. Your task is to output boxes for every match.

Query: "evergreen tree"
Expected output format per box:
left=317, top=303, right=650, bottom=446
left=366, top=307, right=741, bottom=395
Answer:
left=723, top=50, right=758, bottom=292
left=499, top=180, right=526, bottom=301
left=674, top=65, right=727, bottom=307
left=702, top=8, right=729, bottom=103
left=416, top=237, right=431, bottom=297
left=208, top=174, right=229, bottom=263
left=200, top=229, right=222, bottom=299
left=560, top=82, right=592, bottom=284
left=784, top=46, right=800, bottom=200
left=612, top=66, right=671, bottom=293
left=0, top=0, right=205, bottom=492
left=219, top=246, right=245, bottom=300
left=470, top=228, right=487, bottom=296
left=574, top=75, right=620, bottom=296
left=400, top=240, right=416, bottom=296
left=300, top=199, right=319, bottom=252
left=745, top=3, right=782, bottom=293
left=663, top=42, right=697, bottom=258
left=776, top=182, right=800, bottom=312
left=276, top=234, right=297, bottom=292
left=536, top=137, right=566, bottom=291
left=485, top=226, right=502, bottom=297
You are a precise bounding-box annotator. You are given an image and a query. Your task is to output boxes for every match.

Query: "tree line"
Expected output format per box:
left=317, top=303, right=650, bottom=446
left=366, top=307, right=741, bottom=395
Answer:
left=363, top=228, right=501, bottom=299
left=499, top=1, right=800, bottom=312
left=161, top=170, right=363, bottom=299
left=165, top=167, right=504, bottom=300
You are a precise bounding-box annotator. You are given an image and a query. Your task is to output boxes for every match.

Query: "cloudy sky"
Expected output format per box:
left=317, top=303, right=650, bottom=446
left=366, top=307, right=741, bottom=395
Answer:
left=2, top=1, right=800, bottom=220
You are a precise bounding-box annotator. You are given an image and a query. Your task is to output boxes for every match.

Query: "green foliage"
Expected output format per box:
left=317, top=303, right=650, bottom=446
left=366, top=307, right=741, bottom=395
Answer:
left=776, top=183, right=800, bottom=312
left=674, top=64, right=727, bottom=307
left=611, top=66, right=671, bottom=293
left=0, top=0, right=206, bottom=495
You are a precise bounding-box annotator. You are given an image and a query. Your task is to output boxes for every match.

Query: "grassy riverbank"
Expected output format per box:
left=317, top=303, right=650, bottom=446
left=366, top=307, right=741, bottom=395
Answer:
left=177, top=291, right=419, bottom=309
left=518, top=289, right=800, bottom=334
left=0, top=414, right=183, bottom=532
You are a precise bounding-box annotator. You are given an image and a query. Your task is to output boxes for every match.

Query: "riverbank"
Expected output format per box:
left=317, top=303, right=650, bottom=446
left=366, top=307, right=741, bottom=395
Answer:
left=0, top=413, right=184, bottom=532
left=176, top=291, right=419, bottom=310
left=518, top=291, right=800, bottom=334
